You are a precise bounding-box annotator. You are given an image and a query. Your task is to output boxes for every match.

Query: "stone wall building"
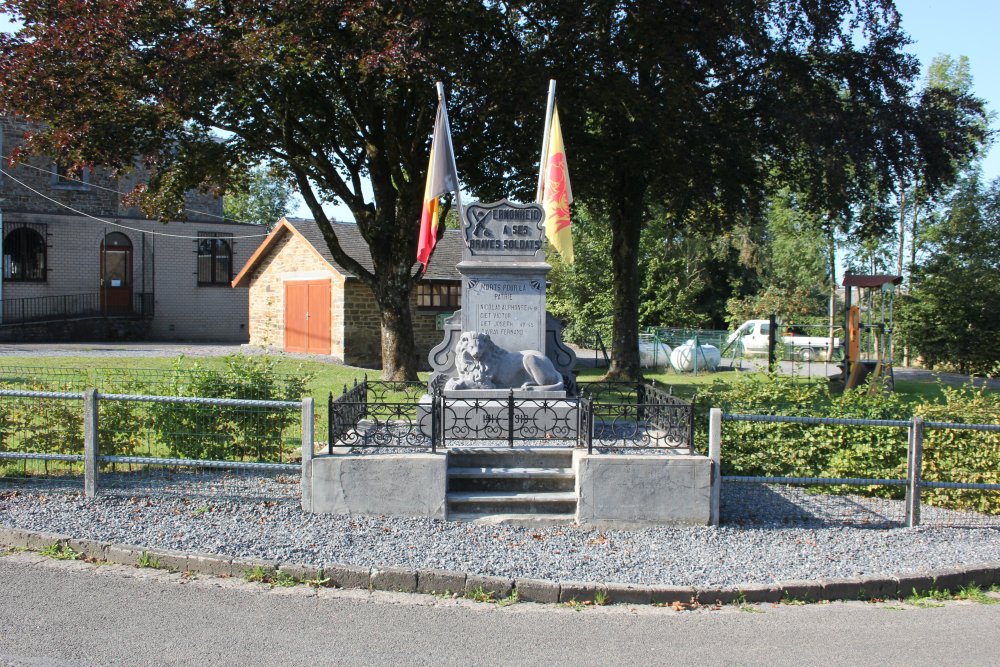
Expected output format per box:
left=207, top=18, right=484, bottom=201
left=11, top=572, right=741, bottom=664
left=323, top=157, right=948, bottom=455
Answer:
left=0, top=114, right=256, bottom=341
left=233, top=217, right=463, bottom=368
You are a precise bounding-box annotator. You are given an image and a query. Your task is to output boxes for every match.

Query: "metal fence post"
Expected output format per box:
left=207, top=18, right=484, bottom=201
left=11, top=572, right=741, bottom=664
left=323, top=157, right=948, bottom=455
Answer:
left=586, top=398, right=594, bottom=455
left=327, top=391, right=333, bottom=455
left=708, top=407, right=722, bottom=526
left=439, top=392, right=447, bottom=450
left=431, top=390, right=439, bottom=453
left=300, top=397, right=314, bottom=513
left=83, top=388, right=98, bottom=498
left=905, top=415, right=924, bottom=527
left=507, top=389, right=515, bottom=448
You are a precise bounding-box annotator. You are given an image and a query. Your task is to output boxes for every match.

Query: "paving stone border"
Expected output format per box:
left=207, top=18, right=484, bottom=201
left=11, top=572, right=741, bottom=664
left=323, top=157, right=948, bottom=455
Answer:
left=3, top=526, right=999, bottom=606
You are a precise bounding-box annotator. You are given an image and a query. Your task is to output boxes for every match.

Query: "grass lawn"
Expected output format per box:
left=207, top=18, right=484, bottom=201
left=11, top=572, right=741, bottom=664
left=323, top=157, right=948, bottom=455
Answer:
left=0, top=352, right=968, bottom=407
left=0, top=354, right=370, bottom=403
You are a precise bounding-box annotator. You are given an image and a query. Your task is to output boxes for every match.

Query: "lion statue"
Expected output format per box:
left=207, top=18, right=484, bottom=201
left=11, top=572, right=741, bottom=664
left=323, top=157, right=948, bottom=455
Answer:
left=445, top=331, right=564, bottom=392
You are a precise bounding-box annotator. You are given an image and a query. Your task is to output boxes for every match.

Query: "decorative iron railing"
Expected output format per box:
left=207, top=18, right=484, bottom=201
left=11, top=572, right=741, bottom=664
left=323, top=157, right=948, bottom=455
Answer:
left=0, top=292, right=154, bottom=326
left=326, top=379, right=694, bottom=454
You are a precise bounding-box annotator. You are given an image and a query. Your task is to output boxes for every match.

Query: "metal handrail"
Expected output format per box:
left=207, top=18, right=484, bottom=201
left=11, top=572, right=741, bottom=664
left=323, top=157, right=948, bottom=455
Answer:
left=0, top=291, right=154, bottom=326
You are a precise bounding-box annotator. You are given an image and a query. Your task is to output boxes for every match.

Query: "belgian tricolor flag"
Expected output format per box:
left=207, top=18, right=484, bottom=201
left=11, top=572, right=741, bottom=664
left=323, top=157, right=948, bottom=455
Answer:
left=416, top=92, right=460, bottom=270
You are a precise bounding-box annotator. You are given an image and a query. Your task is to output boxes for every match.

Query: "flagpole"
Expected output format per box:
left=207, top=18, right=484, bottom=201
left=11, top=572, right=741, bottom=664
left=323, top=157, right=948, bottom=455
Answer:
left=435, top=81, right=463, bottom=220
left=535, top=79, right=557, bottom=203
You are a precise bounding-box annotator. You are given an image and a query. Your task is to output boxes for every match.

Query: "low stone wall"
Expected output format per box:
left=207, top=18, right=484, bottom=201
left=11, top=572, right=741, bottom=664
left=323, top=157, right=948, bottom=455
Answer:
left=0, top=316, right=150, bottom=343
left=309, top=453, right=448, bottom=519
left=575, top=452, right=712, bottom=527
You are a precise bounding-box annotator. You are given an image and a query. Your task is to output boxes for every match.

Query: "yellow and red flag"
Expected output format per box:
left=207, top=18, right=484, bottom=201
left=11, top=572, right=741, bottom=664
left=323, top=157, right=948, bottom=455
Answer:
left=540, top=106, right=574, bottom=263
left=416, top=99, right=460, bottom=270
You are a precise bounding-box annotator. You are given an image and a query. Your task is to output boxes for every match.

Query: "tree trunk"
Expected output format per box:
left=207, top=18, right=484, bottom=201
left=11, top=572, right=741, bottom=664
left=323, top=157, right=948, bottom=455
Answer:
left=826, top=225, right=838, bottom=363
left=904, top=195, right=920, bottom=367
left=605, top=200, right=644, bottom=381
left=896, top=189, right=906, bottom=294
left=372, top=277, right=418, bottom=381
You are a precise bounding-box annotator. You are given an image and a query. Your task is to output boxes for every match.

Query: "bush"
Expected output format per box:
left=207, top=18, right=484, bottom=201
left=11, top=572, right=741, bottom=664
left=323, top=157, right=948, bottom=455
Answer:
left=0, top=382, right=84, bottom=455
left=916, top=385, right=1000, bottom=513
left=695, top=372, right=1000, bottom=512
left=148, top=356, right=311, bottom=462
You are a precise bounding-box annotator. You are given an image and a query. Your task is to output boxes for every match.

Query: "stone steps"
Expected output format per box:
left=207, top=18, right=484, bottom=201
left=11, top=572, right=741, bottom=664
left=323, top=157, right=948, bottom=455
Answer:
left=446, top=491, right=578, bottom=516
left=446, top=447, right=577, bottom=521
left=448, top=466, right=575, bottom=492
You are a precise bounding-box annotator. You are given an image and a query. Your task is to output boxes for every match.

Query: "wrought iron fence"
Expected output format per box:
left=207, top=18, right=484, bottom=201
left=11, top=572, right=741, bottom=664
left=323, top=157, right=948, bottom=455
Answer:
left=326, top=378, right=695, bottom=453
left=0, top=291, right=154, bottom=326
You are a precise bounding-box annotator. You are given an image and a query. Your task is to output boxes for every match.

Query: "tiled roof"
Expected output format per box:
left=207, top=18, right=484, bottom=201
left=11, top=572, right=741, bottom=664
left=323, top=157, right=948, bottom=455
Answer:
left=285, top=218, right=464, bottom=281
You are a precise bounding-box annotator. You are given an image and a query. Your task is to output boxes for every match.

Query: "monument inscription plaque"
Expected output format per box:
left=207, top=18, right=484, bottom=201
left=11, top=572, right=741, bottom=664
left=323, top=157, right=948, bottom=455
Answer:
left=466, top=277, right=544, bottom=353
left=463, top=199, right=546, bottom=259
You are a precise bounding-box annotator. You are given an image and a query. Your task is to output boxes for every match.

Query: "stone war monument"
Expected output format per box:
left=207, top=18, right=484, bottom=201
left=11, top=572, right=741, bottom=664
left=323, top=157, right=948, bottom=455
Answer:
left=426, top=198, right=577, bottom=400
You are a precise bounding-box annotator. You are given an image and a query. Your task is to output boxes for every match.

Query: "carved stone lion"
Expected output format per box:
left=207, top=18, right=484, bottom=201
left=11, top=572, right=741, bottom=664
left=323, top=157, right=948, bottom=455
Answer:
left=444, top=331, right=565, bottom=392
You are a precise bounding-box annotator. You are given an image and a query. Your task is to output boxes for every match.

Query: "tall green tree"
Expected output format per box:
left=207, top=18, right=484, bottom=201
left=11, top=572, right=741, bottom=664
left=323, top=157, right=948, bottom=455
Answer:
left=896, top=55, right=988, bottom=288
left=528, top=0, right=985, bottom=380
left=0, top=0, right=537, bottom=379
left=897, top=174, right=1000, bottom=374
left=224, top=166, right=294, bottom=230
left=726, top=189, right=830, bottom=326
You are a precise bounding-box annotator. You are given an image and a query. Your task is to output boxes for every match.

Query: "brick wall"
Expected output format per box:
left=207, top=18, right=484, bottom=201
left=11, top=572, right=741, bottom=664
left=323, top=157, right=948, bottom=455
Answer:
left=1, top=115, right=224, bottom=221
left=246, top=231, right=345, bottom=358
left=147, top=221, right=252, bottom=342
left=343, top=281, right=454, bottom=370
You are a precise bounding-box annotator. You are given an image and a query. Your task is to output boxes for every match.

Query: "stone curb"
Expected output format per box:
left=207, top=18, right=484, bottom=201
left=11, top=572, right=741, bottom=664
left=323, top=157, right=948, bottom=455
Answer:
left=2, top=527, right=999, bottom=606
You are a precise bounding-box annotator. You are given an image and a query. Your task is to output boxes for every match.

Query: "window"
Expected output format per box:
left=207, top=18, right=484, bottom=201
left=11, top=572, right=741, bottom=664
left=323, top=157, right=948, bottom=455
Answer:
left=51, top=163, right=91, bottom=191
left=417, top=282, right=461, bottom=310
left=197, top=232, right=233, bottom=285
left=3, top=224, right=47, bottom=282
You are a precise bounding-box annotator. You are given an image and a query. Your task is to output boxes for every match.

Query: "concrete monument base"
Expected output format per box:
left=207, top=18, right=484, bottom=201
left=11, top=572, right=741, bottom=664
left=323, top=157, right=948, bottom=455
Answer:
left=308, top=453, right=447, bottom=518
left=574, top=451, right=712, bottom=527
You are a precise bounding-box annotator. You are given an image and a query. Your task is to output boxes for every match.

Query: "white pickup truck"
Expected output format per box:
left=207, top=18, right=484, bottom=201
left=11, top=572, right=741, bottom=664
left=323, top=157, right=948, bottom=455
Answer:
left=727, top=319, right=839, bottom=361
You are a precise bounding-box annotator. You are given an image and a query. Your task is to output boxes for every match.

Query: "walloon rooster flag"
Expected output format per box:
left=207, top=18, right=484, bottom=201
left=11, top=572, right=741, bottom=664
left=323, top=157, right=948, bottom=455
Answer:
left=537, top=83, right=574, bottom=264
left=416, top=86, right=460, bottom=269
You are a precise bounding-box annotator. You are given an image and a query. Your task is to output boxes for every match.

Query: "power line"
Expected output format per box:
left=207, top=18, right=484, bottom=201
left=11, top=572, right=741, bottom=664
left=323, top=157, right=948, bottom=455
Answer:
left=1, top=154, right=257, bottom=225
left=0, top=167, right=273, bottom=239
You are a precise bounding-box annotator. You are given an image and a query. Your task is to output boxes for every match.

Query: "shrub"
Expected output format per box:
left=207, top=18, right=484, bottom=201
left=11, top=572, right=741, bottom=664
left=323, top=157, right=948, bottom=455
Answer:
left=916, top=385, right=1000, bottom=513
left=149, top=356, right=311, bottom=462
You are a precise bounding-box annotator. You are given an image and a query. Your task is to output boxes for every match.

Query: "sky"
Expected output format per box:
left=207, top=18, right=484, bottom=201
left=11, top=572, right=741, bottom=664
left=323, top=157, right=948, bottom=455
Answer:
left=2, top=1, right=999, bottom=216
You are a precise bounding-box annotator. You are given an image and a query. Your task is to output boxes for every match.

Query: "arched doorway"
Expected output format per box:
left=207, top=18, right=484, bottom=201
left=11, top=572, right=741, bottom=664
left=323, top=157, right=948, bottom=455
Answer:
left=100, top=232, right=133, bottom=314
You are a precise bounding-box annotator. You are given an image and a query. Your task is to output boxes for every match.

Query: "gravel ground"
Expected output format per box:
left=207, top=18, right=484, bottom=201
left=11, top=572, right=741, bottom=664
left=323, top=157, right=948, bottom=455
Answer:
left=2, top=470, right=1000, bottom=587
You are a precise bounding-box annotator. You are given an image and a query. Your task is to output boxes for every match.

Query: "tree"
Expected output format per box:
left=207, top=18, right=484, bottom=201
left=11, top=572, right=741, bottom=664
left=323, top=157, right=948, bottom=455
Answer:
left=224, top=166, right=294, bottom=230
left=726, top=189, right=830, bottom=326
left=527, top=0, right=985, bottom=380
left=0, top=0, right=536, bottom=379
left=897, top=174, right=1000, bottom=374
left=896, top=55, right=989, bottom=290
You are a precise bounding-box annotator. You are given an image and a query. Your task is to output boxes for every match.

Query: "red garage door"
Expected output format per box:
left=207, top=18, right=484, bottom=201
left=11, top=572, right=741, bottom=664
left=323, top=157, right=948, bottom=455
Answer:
left=284, top=280, right=331, bottom=355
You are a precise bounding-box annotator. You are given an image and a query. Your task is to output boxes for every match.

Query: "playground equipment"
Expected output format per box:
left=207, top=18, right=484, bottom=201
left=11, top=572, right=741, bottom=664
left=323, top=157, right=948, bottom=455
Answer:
left=841, top=273, right=901, bottom=392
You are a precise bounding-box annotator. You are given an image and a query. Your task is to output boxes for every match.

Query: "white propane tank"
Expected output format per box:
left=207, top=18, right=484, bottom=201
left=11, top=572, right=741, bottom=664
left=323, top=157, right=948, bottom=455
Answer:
left=638, top=334, right=672, bottom=368
left=669, top=340, right=721, bottom=372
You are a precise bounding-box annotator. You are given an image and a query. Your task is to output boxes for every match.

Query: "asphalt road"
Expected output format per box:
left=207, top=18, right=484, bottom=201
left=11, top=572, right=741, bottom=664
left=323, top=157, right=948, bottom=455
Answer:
left=2, top=553, right=1000, bottom=667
